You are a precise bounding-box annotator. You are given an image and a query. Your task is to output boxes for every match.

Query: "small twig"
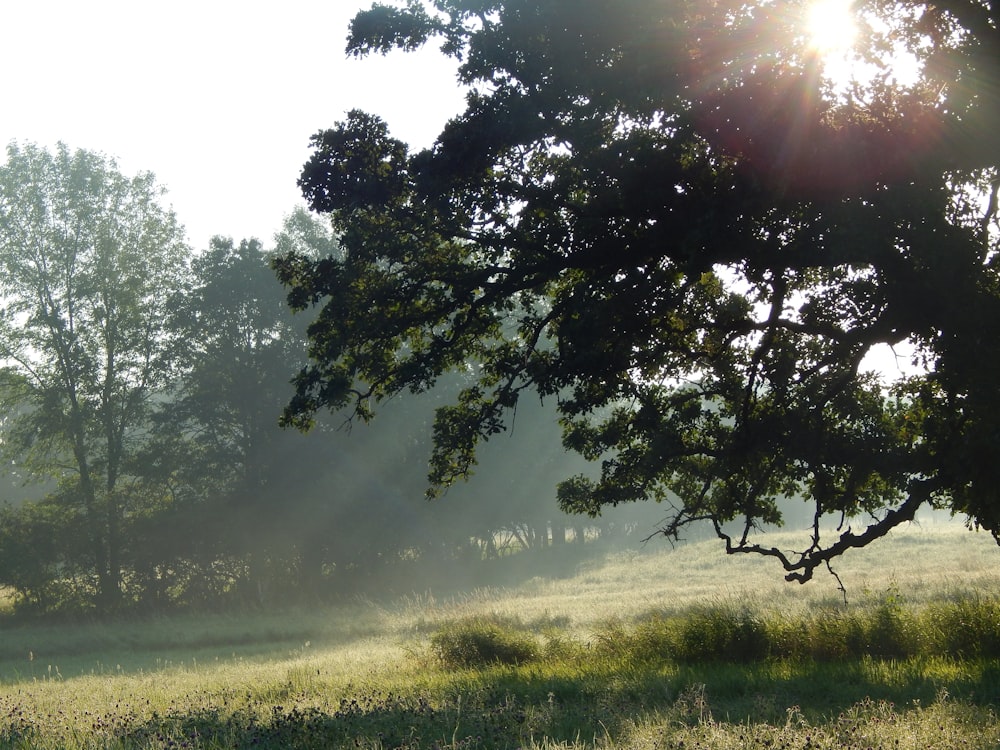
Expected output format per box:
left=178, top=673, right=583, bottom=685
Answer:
left=825, top=559, right=848, bottom=605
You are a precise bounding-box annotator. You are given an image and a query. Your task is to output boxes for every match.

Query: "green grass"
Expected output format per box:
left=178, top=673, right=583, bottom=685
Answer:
left=0, top=522, right=999, bottom=748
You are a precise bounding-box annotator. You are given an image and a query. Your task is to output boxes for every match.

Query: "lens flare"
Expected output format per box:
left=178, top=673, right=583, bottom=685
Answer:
left=805, top=0, right=858, bottom=55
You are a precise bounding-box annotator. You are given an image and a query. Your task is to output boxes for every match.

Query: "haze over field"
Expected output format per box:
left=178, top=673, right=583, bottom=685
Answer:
left=1, top=523, right=999, bottom=750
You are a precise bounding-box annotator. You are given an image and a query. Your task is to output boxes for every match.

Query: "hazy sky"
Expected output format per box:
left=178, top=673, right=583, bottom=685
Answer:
left=1, top=1, right=465, bottom=248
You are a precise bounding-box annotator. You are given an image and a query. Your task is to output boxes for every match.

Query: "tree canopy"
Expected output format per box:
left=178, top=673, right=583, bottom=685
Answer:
left=274, top=0, right=1000, bottom=583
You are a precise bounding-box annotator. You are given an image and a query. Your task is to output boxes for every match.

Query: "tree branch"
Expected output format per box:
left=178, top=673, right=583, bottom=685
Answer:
left=718, top=482, right=929, bottom=583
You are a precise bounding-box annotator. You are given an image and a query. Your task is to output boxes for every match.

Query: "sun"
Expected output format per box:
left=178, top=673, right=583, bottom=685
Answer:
left=800, top=0, right=925, bottom=90
left=804, top=0, right=858, bottom=57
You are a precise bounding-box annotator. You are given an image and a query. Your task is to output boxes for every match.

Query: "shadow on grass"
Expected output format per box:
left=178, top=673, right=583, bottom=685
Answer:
left=22, top=659, right=996, bottom=749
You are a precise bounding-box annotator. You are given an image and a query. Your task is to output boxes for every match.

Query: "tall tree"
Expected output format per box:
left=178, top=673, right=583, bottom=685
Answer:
left=156, top=212, right=343, bottom=603
left=275, top=0, right=1000, bottom=582
left=0, top=142, right=189, bottom=610
left=166, top=236, right=303, bottom=497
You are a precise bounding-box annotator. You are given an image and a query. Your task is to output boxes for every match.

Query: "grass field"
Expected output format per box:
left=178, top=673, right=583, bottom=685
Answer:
left=1, top=520, right=999, bottom=748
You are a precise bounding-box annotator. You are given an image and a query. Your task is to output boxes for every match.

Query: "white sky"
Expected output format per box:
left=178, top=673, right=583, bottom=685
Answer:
left=0, top=1, right=465, bottom=248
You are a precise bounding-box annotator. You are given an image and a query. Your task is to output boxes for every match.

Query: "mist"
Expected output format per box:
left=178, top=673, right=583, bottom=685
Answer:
left=0, top=205, right=969, bottom=618
left=0, top=212, right=669, bottom=617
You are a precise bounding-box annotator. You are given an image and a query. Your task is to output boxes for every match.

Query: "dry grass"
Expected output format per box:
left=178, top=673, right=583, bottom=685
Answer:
left=383, top=519, right=1000, bottom=637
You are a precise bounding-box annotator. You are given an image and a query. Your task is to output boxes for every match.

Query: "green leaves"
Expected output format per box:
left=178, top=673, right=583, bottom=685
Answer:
left=300, top=111, right=410, bottom=216
left=347, top=2, right=443, bottom=56
left=0, top=141, right=190, bottom=609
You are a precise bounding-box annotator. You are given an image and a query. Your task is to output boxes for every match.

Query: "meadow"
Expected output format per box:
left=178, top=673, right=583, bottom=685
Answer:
left=1, top=520, right=999, bottom=748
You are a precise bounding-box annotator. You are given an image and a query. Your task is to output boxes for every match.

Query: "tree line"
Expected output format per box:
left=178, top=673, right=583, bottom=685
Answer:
left=0, top=141, right=637, bottom=616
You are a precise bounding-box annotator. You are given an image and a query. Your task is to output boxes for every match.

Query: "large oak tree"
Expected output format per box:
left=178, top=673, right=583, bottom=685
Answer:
left=275, top=0, right=1000, bottom=582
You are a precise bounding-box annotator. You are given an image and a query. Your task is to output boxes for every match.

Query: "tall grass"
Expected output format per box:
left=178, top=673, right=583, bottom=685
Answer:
left=587, top=591, right=1000, bottom=664
left=419, top=588, right=1000, bottom=671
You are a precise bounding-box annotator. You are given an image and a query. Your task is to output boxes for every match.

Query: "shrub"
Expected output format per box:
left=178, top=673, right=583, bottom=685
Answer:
left=430, top=615, right=539, bottom=668
left=921, top=595, right=1000, bottom=658
left=593, top=605, right=771, bottom=664
left=673, top=604, right=770, bottom=663
left=864, top=591, right=919, bottom=658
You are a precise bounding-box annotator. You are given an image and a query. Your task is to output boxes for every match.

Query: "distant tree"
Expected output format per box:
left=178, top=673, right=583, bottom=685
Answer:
left=157, top=231, right=319, bottom=603
left=275, top=0, right=1000, bottom=583
left=0, top=142, right=189, bottom=610
left=165, top=236, right=302, bottom=491
left=273, top=205, right=343, bottom=261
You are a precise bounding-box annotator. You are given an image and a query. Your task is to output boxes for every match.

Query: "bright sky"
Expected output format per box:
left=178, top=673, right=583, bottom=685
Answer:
left=0, top=1, right=465, bottom=249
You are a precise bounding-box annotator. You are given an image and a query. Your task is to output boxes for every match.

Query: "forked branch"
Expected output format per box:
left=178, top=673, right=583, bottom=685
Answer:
left=714, top=483, right=929, bottom=583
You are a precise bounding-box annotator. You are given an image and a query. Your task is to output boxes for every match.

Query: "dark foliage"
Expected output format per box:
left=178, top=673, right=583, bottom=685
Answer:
left=275, top=0, right=1000, bottom=581
left=430, top=615, right=540, bottom=668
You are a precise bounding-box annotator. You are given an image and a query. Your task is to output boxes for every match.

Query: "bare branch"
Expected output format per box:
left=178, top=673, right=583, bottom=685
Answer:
left=718, top=484, right=929, bottom=583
